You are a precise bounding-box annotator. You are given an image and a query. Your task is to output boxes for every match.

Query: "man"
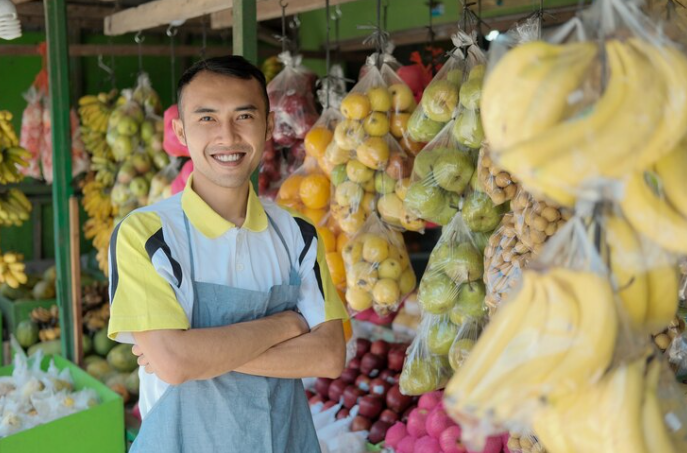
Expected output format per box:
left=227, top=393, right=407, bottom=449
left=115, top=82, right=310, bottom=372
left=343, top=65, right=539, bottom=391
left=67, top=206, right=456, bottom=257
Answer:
left=107, top=56, right=348, bottom=452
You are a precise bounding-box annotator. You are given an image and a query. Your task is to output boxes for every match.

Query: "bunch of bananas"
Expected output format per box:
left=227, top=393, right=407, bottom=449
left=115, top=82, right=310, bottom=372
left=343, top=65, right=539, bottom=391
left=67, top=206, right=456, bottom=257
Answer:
left=0, top=188, right=32, bottom=227
left=481, top=38, right=687, bottom=208
left=0, top=111, right=31, bottom=184
left=90, top=155, right=117, bottom=187
left=0, top=251, right=27, bottom=289
left=84, top=216, right=114, bottom=275
left=652, top=316, right=686, bottom=354
left=507, top=433, right=547, bottom=453
left=619, top=140, right=687, bottom=256
left=261, top=56, right=284, bottom=84
left=532, top=352, right=686, bottom=453
left=82, top=178, right=114, bottom=221
left=84, top=303, right=109, bottom=332
left=30, top=304, right=61, bottom=342
left=78, top=90, right=118, bottom=135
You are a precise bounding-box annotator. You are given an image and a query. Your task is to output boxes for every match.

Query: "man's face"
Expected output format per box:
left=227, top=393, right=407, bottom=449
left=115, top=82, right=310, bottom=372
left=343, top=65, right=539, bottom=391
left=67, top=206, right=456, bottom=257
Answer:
left=173, top=71, right=273, bottom=190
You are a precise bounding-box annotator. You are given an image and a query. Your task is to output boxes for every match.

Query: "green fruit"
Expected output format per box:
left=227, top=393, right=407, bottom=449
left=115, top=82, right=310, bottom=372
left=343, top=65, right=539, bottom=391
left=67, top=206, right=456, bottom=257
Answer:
left=141, top=120, right=155, bottom=143
left=449, top=338, right=475, bottom=371
left=433, top=242, right=484, bottom=283
left=32, top=280, right=56, bottom=300
left=418, top=272, right=459, bottom=314
left=433, top=151, right=475, bottom=194
left=400, top=355, right=449, bottom=396
left=422, top=80, right=459, bottom=123
left=94, top=329, right=117, bottom=357
left=452, top=109, right=485, bottom=149
left=83, top=334, right=93, bottom=355
left=375, top=172, right=397, bottom=194
left=129, top=176, right=150, bottom=198
left=455, top=281, right=487, bottom=318
left=16, top=320, right=39, bottom=348
left=87, top=359, right=114, bottom=380
left=404, top=183, right=446, bottom=219
left=407, top=108, right=445, bottom=143
left=28, top=339, right=61, bottom=357
left=413, top=149, right=440, bottom=180
left=84, top=355, right=104, bottom=367
left=43, top=266, right=57, bottom=282
left=126, top=369, right=140, bottom=396
left=463, top=190, right=505, bottom=233
left=331, top=165, right=348, bottom=186
left=426, top=317, right=459, bottom=355
left=459, top=78, right=482, bottom=110
left=0, top=282, right=30, bottom=300
left=108, top=343, right=139, bottom=372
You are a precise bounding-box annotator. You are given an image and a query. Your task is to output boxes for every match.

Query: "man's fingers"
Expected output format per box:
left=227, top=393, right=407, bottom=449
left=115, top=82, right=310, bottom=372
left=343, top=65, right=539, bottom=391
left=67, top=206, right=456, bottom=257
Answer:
left=132, top=344, right=143, bottom=356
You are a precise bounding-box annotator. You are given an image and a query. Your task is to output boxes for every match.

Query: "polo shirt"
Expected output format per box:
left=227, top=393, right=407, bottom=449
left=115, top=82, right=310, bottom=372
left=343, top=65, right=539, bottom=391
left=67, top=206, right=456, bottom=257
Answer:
left=107, top=174, right=348, bottom=418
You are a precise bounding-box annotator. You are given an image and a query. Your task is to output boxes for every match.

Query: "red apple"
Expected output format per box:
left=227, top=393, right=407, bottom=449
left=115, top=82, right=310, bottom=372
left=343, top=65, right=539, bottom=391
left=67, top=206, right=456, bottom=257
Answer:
left=356, top=338, right=371, bottom=358
left=305, top=390, right=314, bottom=400
left=387, top=384, right=414, bottom=413
left=349, top=357, right=361, bottom=370
left=359, top=394, right=384, bottom=419
left=369, top=420, right=392, bottom=444
left=323, top=400, right=338, bottom=410
left=328, top=378, right=347, bottom=403
left=369, top=378, right=391, bottom=397
left=340, top=368, right=360, bottom=384
left=380, top=409, right=400, bottom=424
left=351, top=415, right=372, bottom=432
left=361, top=353, right=387, bottom=378
left=356, top=374, right=372, bottom=392
left=380, top=369, right=397, bottom=384
left=388, top=347, right=407, bottom=372
left=343, top=386, right=365, bottom=409
left=315, top=378, right=333, bottom=397
left=336, top=407, right=351, bottom=420
left=371, top=339, right=390, bottom=356
left=309, top=394, right=325, bottom=406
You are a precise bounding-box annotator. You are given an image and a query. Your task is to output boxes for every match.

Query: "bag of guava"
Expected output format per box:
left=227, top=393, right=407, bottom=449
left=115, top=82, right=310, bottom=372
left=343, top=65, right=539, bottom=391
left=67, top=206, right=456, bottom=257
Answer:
left=18, top=86, right=44, bottom=179
left=132, top=72, right=163, bottom=116
left=268, top=52, right=319, bottom=148
left=106, top=89, right=145, bottom=163
left=399, top=314, right=452, bottom=396
left=408, top=31, right=486, bottom=146
left=147, top=157, right=180, bottom=206
left=342, top=213, right=416, bottom=316
left=404, top=120, right=472, bottom=227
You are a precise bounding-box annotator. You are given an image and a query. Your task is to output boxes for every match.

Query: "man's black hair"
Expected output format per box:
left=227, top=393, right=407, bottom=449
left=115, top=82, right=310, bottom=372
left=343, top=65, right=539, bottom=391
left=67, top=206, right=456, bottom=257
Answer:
left=177, top=55, right=270, bottom=117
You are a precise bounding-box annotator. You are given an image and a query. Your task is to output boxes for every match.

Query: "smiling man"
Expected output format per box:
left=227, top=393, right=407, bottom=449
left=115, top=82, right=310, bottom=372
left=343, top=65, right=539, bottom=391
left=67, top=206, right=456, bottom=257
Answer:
left=107, top=56, right=348, bottom=452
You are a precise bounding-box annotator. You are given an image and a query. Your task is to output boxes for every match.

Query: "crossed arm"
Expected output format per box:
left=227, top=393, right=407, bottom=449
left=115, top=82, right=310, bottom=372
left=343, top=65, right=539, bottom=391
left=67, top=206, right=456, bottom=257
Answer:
left=132, top=311, right=346, bottom=385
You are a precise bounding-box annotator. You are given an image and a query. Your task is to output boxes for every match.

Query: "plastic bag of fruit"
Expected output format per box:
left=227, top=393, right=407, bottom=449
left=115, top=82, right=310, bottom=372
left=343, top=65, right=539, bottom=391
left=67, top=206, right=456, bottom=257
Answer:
left=140, top=107, right=167, bottom=173
left=276, top=157, right=331, bottom=224
left=448, top=317, right=485, bottom=374
left=268, top=52, right=318, bottom=148
left=476, top=144, right=518, bottom=206
left=399, top=314, right=452, bottom=396
left=306, top=107, right=344, bottom=177
left=417, top=214, right=486, bottom=318
left=483, top=0, right=687, bottom=209
left=111, top=148, right=153, bottom=222
left=106, top=89, right=145, bottom=163
left=18, top=86, right=44, bottom=179
left=408, top=31, right=485, bottom=145
left=342, top=213, right=416, bottom=316
left=40, top=101, right=89, bottom=183
left=461, top=161, right=509, bottom=235
left=483, top=214, right=532, bottom=315
left=132, top=72, right=163, bottom=117
left=404, top=120, right=472, bottom=227
left=147, top=158, right=180, bottom=205
left=511, top=187, right=572, bottom=255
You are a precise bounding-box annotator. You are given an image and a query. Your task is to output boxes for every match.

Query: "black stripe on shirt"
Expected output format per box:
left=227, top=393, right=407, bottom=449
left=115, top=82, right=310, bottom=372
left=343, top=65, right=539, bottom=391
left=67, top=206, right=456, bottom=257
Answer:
left=144, top=228, right=183, bottom=288
left=294, top=217, right=315, bottom=266
left=108, top=220, right=123, bottom=304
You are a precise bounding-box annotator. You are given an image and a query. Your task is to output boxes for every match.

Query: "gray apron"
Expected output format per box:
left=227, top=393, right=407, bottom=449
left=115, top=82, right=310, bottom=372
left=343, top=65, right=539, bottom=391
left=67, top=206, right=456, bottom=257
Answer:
left=130, top=213, right=321, bottom=453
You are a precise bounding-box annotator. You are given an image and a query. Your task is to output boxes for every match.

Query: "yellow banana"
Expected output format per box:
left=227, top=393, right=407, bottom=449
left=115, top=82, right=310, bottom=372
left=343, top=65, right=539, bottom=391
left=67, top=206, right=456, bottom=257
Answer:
left=642, top=358, right=678, bottom=453
left=605, top=214, right=649, bottom=327
left=645, top=263, right=680, bottom=334
left=621, top=171, right=687, bottom=255
left=654, top=139, right=687, bottom=219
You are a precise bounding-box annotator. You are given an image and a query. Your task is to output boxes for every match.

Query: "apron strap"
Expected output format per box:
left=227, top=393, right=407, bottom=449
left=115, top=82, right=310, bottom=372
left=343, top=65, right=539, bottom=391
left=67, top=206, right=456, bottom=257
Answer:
left=182, top=213, right=196, bottom=283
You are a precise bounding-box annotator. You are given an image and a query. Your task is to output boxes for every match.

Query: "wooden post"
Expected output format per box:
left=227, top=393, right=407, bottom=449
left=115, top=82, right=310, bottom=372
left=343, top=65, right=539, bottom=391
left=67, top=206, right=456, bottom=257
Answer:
left=69, top=197, right=82, bottom=366
left=44, top=0, right=75, bottom=361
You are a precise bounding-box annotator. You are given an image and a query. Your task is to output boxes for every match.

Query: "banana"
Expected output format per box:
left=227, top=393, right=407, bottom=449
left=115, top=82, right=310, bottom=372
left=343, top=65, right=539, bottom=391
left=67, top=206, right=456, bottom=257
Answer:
left=621, top=171, right=687, bottom=255
left=654, top=139, right=687, bottom=218
left=645, top=263, right=680, bottom=333
left=642, top=358, right=678, bottom=453
left=605, top=214, right=649, bottom=327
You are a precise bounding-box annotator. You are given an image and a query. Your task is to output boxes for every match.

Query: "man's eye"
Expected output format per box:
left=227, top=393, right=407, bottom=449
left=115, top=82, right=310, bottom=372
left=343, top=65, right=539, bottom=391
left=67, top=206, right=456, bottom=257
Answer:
left=238, top=114, right=254, bottom=120
left=199, top=116, right=213, bottom=122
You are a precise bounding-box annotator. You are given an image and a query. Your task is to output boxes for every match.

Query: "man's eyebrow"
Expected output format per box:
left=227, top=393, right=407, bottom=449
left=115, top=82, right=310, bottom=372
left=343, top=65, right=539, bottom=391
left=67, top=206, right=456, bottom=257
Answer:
left=193, top=107, right=218, bottom=114
left=192, top=105, right=258, bottom=114
left=235, top=105, right=259, bottom=112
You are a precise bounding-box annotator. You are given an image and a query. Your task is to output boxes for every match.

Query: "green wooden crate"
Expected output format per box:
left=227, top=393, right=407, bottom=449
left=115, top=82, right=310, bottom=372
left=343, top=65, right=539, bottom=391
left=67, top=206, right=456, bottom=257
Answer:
left=0, top=354, right=125, bottom=453
left=0, top=294, right=57, bottom=337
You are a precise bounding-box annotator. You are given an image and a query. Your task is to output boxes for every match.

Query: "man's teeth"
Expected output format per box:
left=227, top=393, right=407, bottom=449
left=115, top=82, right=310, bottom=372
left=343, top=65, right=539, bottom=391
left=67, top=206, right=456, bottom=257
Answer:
left=215, top=154, right=242, bottom=162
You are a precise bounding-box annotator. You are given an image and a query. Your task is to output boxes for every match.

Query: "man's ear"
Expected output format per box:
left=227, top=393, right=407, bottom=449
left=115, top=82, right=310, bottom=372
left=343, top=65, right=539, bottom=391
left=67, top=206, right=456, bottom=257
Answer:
left=172, top=117, right=187, bottom=146
left=265, top=111, right=275, bottom=142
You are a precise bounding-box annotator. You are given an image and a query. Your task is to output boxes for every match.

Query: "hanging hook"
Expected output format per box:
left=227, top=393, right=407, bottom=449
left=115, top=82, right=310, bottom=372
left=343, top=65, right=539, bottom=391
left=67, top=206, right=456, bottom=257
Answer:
left=97, top=54, right=114, bottom=77
left=134, top=30, right=145, bottom=44
left=135, top=30, right=145, bottom=74
left=166, top=24, right=179, bottom=38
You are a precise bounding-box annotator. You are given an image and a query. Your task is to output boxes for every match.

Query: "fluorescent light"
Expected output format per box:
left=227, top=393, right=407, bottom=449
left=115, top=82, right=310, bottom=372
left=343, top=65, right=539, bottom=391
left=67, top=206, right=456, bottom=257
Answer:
left=0, top=0, right=21, bottom=40
left=485, top=30, right=500, bottom=42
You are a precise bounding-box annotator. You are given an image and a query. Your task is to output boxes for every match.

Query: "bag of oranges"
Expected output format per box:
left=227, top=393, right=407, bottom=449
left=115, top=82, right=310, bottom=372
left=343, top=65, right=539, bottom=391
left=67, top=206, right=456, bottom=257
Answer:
left=304, top=107, right=343, bottom=177
left=276, top=156, right=331, bottom=225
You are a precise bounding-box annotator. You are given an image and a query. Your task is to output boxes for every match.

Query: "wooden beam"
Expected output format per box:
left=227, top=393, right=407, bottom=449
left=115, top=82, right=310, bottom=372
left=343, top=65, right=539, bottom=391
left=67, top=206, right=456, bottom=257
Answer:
left=105, top=0, right=265, bottom=36
left=211, top=0, right=359, bottom=30
left=11, top=0, right=35, bottom=4
left=17, top=2, right=115, bottom=19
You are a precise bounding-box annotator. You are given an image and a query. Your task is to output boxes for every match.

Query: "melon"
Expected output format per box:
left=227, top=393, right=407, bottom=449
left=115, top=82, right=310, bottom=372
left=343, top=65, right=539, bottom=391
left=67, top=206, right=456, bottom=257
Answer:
left=107, top=343, right=138, bottom=372
left=16, top=320, right=39, bottom=348
left=93, top=328, right=116, bottom=357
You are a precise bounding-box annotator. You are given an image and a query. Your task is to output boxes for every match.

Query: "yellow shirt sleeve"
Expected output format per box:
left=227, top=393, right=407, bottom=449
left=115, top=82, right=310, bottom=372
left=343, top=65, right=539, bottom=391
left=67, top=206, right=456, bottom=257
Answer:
left=107, top=211, right=189, bottom=342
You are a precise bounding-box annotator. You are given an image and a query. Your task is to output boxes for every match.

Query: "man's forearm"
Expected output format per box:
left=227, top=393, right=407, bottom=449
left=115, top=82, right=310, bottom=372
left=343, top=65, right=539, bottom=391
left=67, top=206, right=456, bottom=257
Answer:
left=235, top=320, right=346, bottom=379
left=133, top=311, right=308, bottom=384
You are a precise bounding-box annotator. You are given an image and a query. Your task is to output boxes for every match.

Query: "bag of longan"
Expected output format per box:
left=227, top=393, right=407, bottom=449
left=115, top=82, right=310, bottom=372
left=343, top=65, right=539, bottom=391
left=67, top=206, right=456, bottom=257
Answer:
left=342, top=213, right=417, bottom=316
left=476, top=144, right=518, bottom=206
left=511, top=187, right=573, bottom=255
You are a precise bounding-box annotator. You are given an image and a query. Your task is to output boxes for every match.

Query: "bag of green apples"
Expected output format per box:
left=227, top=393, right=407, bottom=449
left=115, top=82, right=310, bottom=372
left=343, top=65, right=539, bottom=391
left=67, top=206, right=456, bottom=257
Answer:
left=404, top=119, right=473, bottom=227
left=483, top=213, right=532, bottom=315
left=399, top=313, right=453, bottom=396
left=407, top=31, right=486, bottom=144
left=342, top=213, right=417, bottom=315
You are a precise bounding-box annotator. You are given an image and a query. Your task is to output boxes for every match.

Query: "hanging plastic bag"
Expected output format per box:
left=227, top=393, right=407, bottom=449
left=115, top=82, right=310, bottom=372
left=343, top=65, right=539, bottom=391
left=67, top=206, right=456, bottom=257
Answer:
left=342, top=213, right=416, bottom=315
left=448, top=318, right=485, bottom=373
left=18, top=86, right=44, bottom=179
left=476, top=145, right=518, bottom=206
left=147, top=157, right=180, bottom=205
left=276, top=156, right=331, bottom=225
left=40, top=102, right=89, bottom=183
left=305, top=107, right=343, bottom=177
left=106, top=89, right=144, bottom=163
left=404, top=120, right=472, bottom=227
left=132, top=72, right=163, bottom=116
left=511, top=187, right=573, bottom=255
left=268, top=52, right=319, bottom=147
left=483, top=0, right=687, bottom=209
left=399, top=314, right=452, bottom=396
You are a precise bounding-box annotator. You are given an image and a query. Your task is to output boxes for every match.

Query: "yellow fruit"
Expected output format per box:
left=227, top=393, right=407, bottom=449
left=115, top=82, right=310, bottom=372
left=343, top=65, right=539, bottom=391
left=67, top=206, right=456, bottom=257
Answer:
left=305, top=127, right=334, bottom=159
left=389, top=83, right=415, bottom=111
left=399, top=268, right=417, bottom=294
left=334, top=120, right=366, bottom=151
left=362, top=192, right=376, bottom=214
left=367, top=86, right=393, bottom=112
left=346, top=160, right=375, bottom=183
left=347, top=262, right=378, bottom=291
left=338, top=209, right=366, bottom=234
left=303, top=208, right=327, bottom=226
left=278, top=175, right=304, bottom=201
left=347, top=287, right=373, bottom=311
left=363, top=235, right=389, bottom=263
left=318, top=227, right=337, bottom=253
left=299, top=174, right=331, bottom=209
left=342, top=241, right=363, bottom=265
left=326, top=252, right=346, bottom=286
left=324, top=143, right=351, bottom=166
left=373, top=279, right=401, bottom=305
left=378, top=258, right=403, bottom=280
left=390, top=112, right=411, bottom=138
left=362, top=177, right=376, bottom=193
left=335, top=181, right=364, bottom=207
left=337, top=233, right=349, bottom=253
left=357, top=137, right=390, bottom=170
left=341, top=93, right=372, bottom=120
left=363, top=112, right=391, bottom=137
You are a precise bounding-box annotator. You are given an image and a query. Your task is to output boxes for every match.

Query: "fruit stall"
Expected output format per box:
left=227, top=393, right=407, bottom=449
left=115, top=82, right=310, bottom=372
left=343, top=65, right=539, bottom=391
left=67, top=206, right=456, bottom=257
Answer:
left=2, top=0, right=687, bottom=452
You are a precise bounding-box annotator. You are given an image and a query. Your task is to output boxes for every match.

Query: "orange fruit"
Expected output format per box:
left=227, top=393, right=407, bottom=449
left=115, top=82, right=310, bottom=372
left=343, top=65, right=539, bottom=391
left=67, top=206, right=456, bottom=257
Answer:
left=303, top=208, right=327, bottom=226
left=305, top=127, right=334, bottom=160
left=326, top=252, right=346, bottom=286
left=299, top=174, right=331, bottom=209
left=277, top=198, right=304, bottom=211
left=336, top=233, right=349, bottom=253
left=317, top=227, right=337, bottom=253
left=278, top=174, right=304, bottom=201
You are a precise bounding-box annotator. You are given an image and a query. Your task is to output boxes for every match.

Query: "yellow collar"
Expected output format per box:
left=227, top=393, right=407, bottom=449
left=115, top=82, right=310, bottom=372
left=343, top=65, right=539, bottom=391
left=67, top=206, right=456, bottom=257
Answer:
left=181, top=174, right=268, bottom=238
